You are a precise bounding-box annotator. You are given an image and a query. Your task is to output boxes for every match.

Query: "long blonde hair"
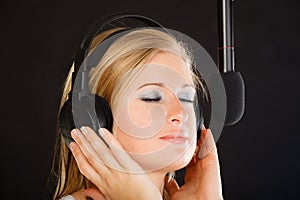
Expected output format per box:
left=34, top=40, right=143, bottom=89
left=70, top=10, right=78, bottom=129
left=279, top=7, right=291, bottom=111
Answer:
left=50, top=27, right=203, bottom=200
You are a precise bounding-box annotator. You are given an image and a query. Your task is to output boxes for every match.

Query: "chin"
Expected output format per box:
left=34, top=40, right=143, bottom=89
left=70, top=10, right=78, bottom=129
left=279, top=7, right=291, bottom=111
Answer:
left=169, top=149, right=195, bottom=171
left=159, top=143, right=196, bottom=173
left=127, top=144, right=195, bottom=173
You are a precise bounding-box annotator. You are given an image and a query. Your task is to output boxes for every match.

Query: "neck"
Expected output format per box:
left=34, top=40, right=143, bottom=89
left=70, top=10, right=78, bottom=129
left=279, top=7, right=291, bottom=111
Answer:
left=146, top=171, right=168, bottom=195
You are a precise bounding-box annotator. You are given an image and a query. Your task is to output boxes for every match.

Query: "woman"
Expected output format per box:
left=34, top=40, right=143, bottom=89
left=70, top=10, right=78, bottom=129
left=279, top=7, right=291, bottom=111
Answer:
left=51, top=25, right=223, bottom=200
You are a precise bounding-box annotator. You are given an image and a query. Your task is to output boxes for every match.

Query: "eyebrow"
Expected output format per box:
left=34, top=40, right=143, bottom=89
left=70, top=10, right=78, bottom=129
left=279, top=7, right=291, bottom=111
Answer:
left=182, top=84, right=195, bottom=89
left=138, top=82, right=165, bottom=89
left=138, top=82, right=195, bottom=89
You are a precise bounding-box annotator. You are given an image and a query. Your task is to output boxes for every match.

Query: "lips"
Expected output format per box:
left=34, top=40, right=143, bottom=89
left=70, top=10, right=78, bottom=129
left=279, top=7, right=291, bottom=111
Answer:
left=159, top=133, right=188, bottom=144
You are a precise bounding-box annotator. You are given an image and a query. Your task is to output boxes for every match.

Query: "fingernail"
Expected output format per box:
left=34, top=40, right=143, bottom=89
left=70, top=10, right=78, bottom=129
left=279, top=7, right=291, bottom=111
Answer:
left=99, top=128, right=107, bottom=138
left=80, top=126, right=89, bottom=136
left=98, top=128, right=111, bottom=148
left=71, top=129, right=79, bottom=138
left=69, top=142, right=75, bottom=151
left=99, top=128, right=110, bottom=142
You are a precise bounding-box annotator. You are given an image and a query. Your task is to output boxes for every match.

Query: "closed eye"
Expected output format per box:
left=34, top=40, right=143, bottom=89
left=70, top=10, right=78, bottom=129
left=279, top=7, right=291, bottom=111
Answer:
left=139, top=90, right=162, bottom=102
left=179, top=98, right=194, bottom=103
left=141, top=97, right=162, bottom=102
left=177, top=89, right=195, bottom=104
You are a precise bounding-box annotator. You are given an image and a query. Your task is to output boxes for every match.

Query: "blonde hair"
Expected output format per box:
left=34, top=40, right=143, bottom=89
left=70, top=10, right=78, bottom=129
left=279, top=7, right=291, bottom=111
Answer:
left=50, top=27, right=204, bottom=200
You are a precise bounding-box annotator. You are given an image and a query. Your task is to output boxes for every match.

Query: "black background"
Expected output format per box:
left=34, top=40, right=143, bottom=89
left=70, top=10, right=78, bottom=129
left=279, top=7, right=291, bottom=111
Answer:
left=1, top=0, right=299, bottom=199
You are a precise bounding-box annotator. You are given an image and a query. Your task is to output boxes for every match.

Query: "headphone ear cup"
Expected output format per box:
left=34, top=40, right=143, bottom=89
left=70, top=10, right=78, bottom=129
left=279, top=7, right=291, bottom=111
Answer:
left=58, top=94, right=113, bottom=147
left=198, top=115, right=204, bottom=131
left=59, top=99, right=75, bottom=146
left=94, top=95, right=113, bottom=132
left=195, top=85, right=205, bottom=139
left=71, top=95, right=113, bottom=133
left=197, top=115, right=204, bottom=139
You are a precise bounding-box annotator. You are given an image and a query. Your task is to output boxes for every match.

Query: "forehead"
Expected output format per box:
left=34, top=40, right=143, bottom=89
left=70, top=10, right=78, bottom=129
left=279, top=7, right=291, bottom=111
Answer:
left=122, top=52, right=194, bottom=95
left=148, top=52, right=192, bottom=82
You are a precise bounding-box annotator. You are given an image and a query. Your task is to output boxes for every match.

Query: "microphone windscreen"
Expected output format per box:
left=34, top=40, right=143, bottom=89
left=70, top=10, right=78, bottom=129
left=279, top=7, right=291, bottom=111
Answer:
left=221, top=71, right=245, bottom=125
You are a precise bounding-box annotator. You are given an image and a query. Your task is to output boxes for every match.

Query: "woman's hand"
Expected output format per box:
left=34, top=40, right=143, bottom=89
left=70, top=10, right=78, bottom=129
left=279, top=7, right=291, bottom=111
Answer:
left=69, top=127, right=162, bottom=200
left=165, top=128, right=224, bottom=200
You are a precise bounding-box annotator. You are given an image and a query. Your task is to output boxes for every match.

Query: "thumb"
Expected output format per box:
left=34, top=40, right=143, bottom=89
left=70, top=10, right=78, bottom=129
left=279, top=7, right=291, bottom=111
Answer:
left=164, top=177, right=179, bottom=197
left=82, top=188, right=106, bottom=200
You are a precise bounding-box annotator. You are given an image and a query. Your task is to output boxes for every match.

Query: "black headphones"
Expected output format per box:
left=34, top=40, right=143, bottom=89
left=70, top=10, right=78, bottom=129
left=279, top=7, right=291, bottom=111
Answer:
left=58, top=14, right=204, bottom=146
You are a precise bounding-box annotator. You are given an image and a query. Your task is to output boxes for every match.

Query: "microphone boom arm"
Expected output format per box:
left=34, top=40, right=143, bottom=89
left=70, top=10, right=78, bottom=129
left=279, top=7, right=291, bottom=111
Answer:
left=218, top=0, right=235, bottom=73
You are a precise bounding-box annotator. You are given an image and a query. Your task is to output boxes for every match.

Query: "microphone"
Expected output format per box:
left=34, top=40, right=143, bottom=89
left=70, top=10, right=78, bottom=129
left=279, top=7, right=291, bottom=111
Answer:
left=218, top=0, right=245, bottom=125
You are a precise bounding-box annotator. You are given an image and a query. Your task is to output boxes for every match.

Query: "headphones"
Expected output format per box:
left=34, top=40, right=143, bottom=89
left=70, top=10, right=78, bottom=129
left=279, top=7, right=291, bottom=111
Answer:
left=58, top=14, right=205, bottom=146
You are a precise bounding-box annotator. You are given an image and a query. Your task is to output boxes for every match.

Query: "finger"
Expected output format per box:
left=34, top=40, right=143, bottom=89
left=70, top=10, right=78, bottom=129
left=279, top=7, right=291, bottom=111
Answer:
left=69, top=142, right=102, bottom=186
left=198, top=129, right=217, bottom=159
left=83, top=188, right=106, bottom=200
left=198, top=126, right=207, bottom=146
left=71, top=129, right=111, bottom=175
left=164, top=177, right=179, bottom=197
left=188, top=128, right=211, bottom=167
left=100, top=128, right=143, bottom=172
left=196, top=125, right=206, bottom=152
left=80, top=126, right=123, bottom=171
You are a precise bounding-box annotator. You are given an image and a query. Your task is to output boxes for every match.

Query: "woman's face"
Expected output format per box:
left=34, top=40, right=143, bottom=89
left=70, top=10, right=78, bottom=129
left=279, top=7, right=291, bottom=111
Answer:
left=113, top=52, right=197, bottom=172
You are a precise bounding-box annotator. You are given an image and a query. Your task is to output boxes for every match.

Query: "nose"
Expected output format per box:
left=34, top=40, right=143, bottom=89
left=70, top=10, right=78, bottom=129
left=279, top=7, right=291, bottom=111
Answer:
left=166, top=93, right=186, bottom=125
left=168, top=113, right=182, bottom=125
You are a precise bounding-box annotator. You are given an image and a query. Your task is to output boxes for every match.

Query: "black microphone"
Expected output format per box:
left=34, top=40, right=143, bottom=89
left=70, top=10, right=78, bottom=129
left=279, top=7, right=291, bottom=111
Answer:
left=218, top=0, right=245, bottom=125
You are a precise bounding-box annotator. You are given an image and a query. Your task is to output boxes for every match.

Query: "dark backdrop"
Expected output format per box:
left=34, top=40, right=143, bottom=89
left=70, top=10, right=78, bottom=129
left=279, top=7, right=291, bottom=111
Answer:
left=1, top=0, right=299, bottom=199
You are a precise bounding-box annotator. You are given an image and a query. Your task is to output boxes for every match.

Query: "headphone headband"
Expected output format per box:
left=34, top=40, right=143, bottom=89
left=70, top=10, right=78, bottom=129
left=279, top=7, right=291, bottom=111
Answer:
left=71, top=14, right=165, bottom=99
left=74, top=14, right=164, bottom=75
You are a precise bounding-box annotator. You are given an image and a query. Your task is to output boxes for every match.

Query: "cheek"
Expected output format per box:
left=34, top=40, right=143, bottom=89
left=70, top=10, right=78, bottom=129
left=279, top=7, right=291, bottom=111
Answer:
left=128, top=99, right=152, bottom=128
left=116, top=131, right=141, bottom=153
left=184, top=105, right=198, bottom=131
left=115, top=127, right=166, bottom=153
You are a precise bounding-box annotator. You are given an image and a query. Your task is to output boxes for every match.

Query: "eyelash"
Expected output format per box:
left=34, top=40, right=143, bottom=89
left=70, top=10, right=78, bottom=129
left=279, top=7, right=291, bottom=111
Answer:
left=141, top=97, right=162, bottom=102
left=179, top=98, right=194, bottom=103
left=141, top=97, right=194, bottom=103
